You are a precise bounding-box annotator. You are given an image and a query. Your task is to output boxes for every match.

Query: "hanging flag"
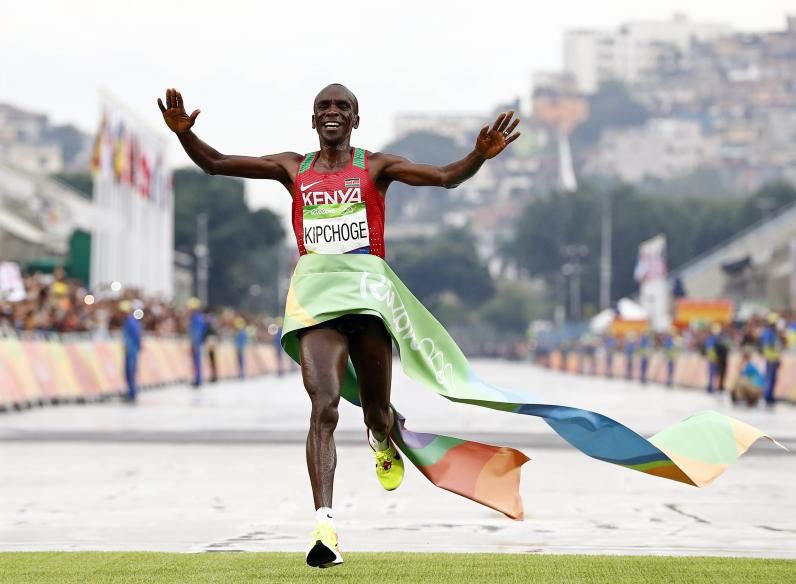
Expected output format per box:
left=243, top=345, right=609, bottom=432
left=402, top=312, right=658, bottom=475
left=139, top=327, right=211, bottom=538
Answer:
left=90, top=93, right=174, bottom=297
left=90, top=114, right=106, bottom=177
left=139, top=152, right=151, bottom=199
left=113, top=121, right=126, bottom=182
left=91, top=100, right=171, bottom=205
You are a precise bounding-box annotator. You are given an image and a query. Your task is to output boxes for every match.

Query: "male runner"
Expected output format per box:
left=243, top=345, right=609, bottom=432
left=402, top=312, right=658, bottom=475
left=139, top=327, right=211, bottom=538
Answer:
left=158, top=85, right=519, bottom=567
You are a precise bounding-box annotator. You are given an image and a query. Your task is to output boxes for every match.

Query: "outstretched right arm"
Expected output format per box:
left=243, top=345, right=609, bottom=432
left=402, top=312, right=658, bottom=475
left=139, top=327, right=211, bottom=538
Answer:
left=157, top=88, right=301, bottom=184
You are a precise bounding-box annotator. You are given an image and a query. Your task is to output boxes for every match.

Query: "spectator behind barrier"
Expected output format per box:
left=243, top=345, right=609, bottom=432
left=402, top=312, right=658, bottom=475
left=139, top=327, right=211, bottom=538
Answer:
left=732, top=349, right=764, bottom=407
left=0, top=270, right=281, bottom=349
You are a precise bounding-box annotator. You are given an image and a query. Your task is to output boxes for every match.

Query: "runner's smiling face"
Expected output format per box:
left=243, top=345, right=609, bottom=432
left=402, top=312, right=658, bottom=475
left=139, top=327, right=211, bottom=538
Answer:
left=312, top=85, right=359, bottom=146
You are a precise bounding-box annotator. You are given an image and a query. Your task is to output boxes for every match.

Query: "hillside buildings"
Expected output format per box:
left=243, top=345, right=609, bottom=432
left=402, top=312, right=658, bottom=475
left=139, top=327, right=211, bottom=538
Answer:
left=569, top=15, right=796, bottom=192
left=0, top=103, right=91, bottom=174
left=564, top=14, right=732, bottom=94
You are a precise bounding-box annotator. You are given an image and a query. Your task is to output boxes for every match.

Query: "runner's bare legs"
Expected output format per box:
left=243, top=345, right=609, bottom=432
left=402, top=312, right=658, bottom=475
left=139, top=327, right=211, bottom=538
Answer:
left=349, top=319, right=394, bottom=442
left=300, top=329, right=348, bottom=509
left=300, top=320, right=393, bottom=508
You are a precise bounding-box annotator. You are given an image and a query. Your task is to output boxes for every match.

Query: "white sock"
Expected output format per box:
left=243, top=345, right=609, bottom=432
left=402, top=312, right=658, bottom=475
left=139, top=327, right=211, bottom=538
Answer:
left=316, top=507, right=334, bottom=526
left=368, top=430, right=390, bottom=451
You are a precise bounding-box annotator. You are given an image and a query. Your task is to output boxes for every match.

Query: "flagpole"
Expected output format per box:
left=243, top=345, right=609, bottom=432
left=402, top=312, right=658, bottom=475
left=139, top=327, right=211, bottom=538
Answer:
left=196, top=213, right=209, bottom=306
left=600, top=189, right=612, bottom=310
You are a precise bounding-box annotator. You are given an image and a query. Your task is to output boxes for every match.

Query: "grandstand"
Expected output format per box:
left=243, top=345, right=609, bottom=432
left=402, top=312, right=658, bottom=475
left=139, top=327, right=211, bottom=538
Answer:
left=671, top=202, right=796, bottom=312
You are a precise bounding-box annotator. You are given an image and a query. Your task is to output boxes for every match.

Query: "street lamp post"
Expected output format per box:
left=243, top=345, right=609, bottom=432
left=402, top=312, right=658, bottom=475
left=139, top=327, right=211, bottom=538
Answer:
left=561, top=244, right=589, bottom=321
left=600, top=190, right=612, bottom=310
left=554, top=271, right=566, bottom=326
left=195, top=213, right=209, bottom=307
left=248, top=283, right=262, bottom=313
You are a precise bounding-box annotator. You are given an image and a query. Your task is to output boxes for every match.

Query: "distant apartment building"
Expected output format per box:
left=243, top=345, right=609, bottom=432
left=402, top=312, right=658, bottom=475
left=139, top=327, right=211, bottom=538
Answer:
left=531, top=72, right=589, bottom=135
left=568, top=15, right=796, bottom=193
left=585, top=118, right=719, bottom=183
left=0, top=104, right=48, bottom=143
left=0, top=142, right=64, bottom=174
left=564, top=14, right=732, bottom=94
left=0, top=103, right=91, bottom=174
left=0, top=104, right=64, bottom=174
left=687, top=17, right=796, bottom=191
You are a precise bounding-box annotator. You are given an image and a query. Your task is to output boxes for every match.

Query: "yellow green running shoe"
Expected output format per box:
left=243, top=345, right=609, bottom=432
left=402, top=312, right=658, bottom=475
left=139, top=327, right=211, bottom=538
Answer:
left=371, top=436, right=404, bottom=491
left=305, top=522, right=343, bottom=568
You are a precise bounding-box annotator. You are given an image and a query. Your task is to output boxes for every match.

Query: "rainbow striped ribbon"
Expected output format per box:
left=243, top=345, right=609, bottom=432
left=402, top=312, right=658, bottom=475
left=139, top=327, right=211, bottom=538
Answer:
left=282, top=254, right=780, bottom=519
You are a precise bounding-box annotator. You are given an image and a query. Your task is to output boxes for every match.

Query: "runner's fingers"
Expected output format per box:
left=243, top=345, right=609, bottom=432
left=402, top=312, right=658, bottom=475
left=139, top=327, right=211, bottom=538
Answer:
left=505, top=118, right=520, bottom=134
left=157, top=98, right=166, bottom=113
left=505, top=132, right=521, bottom=145
left=175, top=90, right=183, bottom=109
left=490, top=112, right=506, bottom=134
left=498, top=111, right=515, bottom=134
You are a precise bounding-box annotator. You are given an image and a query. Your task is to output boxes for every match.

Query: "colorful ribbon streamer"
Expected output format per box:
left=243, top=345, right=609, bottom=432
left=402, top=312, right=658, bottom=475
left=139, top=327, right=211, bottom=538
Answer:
left=282, top=254, right=780, bottom=519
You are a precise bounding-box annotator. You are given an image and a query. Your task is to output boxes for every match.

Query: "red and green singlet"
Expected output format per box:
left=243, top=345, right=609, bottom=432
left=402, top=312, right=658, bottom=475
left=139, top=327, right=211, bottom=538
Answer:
left=291, top=148, right=386, bottom=258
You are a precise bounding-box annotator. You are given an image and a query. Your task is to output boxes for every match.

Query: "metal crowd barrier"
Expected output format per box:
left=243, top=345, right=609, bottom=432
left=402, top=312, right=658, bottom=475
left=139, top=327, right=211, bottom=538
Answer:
left=0, top=330, right=281, bottom=410
left=542, top=349, right=796, bottom=402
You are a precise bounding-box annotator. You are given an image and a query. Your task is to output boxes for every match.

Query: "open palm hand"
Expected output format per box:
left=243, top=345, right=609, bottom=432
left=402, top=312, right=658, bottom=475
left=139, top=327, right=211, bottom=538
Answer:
left=157, top=88, right=200, bottom=135
left=476, top=111, right=520, bottom=159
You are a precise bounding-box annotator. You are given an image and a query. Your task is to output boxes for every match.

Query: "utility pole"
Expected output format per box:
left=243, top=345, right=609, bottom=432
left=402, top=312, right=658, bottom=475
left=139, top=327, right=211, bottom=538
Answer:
left=554, top=272, right=566, bottom=326
left=571, top=264, right=582, bottom=319
left=195, top=213, right=209, bottom=306
left=600, top=190, right=612, bottom=310
left=562, top=244, right=589, bottom=321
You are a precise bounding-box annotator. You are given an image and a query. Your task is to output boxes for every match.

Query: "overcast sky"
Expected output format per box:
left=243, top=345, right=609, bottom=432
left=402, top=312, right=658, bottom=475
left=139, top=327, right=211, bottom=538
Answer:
left=2, top=0, right=793, bottom=219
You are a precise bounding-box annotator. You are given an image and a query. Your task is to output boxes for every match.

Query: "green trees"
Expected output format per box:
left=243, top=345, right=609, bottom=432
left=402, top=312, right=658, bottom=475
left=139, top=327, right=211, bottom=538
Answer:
left=477, top=281, right=547, bottom=335
left=390, top=226, right=494, bottom=319
left=508, top=181, right=796, bottom=315
left=173, top=169, right=284, bottom=308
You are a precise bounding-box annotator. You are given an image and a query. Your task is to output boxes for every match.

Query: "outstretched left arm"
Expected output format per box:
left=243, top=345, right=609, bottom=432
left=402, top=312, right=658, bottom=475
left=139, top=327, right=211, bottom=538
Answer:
left=377, top=111, right=520, bottom=189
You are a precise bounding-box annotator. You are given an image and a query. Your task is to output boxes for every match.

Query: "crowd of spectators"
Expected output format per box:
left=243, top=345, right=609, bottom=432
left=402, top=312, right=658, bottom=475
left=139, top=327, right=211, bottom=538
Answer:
left=680, top=315, right=795, bottom=356
left=535, top=313, right=796, bottom=407
left=0, top=267, right=280, bottom=342
left=540, top=314, right=796, bottom=363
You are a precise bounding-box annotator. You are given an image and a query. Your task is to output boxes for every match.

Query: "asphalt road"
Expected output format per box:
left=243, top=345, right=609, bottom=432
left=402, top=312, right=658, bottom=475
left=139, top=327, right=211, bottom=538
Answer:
left=1, top=360, right=793, bottom=557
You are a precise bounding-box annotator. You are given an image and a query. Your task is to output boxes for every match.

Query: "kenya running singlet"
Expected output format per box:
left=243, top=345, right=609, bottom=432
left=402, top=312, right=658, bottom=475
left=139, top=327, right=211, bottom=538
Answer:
left=292, top=148, right=386, bottom=258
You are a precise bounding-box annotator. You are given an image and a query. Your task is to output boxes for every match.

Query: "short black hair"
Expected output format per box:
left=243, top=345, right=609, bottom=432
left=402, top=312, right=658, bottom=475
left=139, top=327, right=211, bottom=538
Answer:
left=315, top=83, right=359, bottom=115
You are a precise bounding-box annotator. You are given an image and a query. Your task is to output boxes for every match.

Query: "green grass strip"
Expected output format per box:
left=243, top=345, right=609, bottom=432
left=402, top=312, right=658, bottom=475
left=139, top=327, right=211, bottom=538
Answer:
left=0, top=552, right=793, bottom=584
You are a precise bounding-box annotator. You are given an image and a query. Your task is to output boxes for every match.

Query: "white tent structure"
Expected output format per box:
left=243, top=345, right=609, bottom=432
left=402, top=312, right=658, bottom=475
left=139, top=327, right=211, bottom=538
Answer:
left=589, top=298, right=650, bottom=334
left=589, top=308, right=615, bottom=334
left=617, top=298, right=649, bottom=320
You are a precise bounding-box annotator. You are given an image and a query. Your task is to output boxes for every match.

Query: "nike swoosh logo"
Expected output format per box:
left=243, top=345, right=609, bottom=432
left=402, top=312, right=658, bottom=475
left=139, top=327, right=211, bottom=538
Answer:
left=300, top=180, right=322, bottom=192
